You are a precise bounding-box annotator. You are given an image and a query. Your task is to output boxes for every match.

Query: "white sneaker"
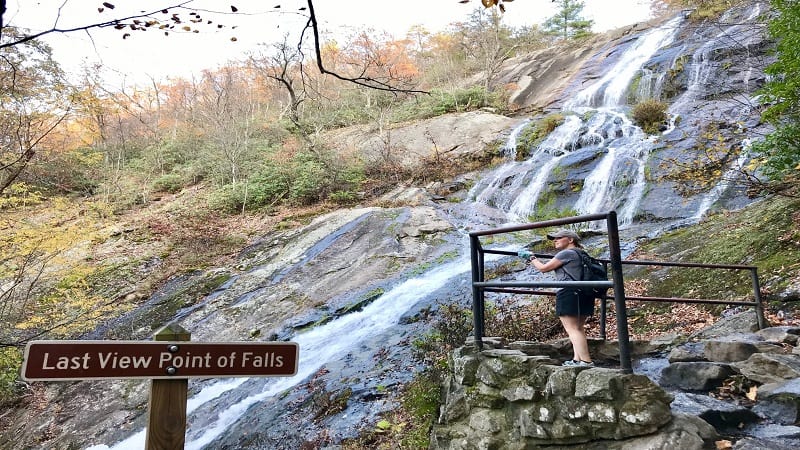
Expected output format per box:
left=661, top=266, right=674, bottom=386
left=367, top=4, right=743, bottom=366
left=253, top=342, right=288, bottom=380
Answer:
left=563, top=360, right=594, bottom=367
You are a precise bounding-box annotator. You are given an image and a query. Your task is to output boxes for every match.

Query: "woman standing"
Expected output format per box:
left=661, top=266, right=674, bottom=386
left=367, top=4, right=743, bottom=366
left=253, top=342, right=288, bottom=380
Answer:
left=528, top=229, right=595, bottom=367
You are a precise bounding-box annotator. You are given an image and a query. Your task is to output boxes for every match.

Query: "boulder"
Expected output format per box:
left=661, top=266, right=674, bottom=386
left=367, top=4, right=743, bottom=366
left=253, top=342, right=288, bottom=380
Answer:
left=668, top=341, right=706, bottom=362
left=756, top=326, right=800, bottom=346
left=733, top=353, right=800, bottom=385
left=660, top=361, right=736, bottom=391
left=689, top=310, right=760, bottom=339
left=703, top=333, right=784, bottom=362
left=754, top=378, right=800, bottom=425
left=670, top=392, right=760, bottom=429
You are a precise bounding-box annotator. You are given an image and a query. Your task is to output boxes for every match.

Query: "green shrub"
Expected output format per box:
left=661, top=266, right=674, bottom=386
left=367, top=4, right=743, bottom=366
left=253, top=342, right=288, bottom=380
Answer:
left=392, top=87, right=506, bottom=122
left=288, top=156, right=326, bottom=204
left=631, top=99, right=669, bottom=134
left=0, top=347, right=22, bottom=404
left=0, top=183, right=44, bottom=209
left=207, top=150, right=365, bottom=212
left=328, top=190, right=359, bottom=204
left=152, top=173, right=185, bottom=193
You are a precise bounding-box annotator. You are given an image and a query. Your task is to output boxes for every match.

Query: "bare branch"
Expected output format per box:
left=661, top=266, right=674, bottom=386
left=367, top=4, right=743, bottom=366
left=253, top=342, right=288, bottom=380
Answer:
left=0, top=1, right=195, bottom=50
left=303, top=0, right=428, bottom=95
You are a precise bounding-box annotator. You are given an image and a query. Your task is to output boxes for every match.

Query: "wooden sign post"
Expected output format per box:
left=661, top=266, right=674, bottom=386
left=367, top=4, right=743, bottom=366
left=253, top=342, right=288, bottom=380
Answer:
left=21, top=325, right=299, bottom=449
left=147, top=324, right=190, bottom=450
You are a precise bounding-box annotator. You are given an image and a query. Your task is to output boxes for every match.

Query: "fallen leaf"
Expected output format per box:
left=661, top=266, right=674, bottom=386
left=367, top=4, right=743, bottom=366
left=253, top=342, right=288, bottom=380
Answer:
left=746, top=386, right=757, bottom=401
left=715, top=440, right=732, bottom=449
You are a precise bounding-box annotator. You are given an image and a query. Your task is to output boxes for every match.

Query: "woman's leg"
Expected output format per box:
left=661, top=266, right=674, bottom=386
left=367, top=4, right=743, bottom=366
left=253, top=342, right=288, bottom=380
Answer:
left=560, top=315, right=591, bottom=362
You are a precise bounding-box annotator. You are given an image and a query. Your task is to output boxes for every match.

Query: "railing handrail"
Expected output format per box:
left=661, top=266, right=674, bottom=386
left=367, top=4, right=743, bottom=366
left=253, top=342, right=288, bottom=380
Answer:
left=469, top=211, right=765, bottom=374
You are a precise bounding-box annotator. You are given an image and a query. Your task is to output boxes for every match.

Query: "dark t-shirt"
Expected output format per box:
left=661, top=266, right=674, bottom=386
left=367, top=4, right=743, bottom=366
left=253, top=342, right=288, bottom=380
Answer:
left=553, top=248, right=583, bottom=285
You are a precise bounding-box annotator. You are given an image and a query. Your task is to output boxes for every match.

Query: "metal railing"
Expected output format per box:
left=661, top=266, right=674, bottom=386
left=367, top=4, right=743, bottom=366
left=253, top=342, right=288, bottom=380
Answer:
left=468, top=211, right=766, bottom=373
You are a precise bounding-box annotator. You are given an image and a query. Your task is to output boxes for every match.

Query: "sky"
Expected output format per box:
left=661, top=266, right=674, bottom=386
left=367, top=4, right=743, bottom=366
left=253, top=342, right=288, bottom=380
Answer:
left=3, top=0, right=654, bottom=86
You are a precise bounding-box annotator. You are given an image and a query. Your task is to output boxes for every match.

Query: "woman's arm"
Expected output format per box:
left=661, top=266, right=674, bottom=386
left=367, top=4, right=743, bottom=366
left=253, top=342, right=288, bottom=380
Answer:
left=530, top=255, right=563, bottom=273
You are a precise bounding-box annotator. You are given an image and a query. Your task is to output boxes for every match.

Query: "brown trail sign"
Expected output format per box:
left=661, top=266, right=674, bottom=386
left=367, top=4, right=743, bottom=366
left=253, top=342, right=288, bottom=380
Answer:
left=20, top=324, right=299, bottom=450
left=22, top=340, right=299, bottom=380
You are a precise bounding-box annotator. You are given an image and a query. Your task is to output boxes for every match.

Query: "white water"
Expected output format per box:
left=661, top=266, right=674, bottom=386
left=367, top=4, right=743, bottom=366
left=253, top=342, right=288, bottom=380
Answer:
left=468, top=16, right=685, bottom=226
left=670, top=4, right=763, bottom=114
left=565, top=16, right=684, bottom=109
left=470, top=120, right=535, bottom=206
left=502, top=119, right=531, bottom=158
left=505, top=115, right=583, bottom=219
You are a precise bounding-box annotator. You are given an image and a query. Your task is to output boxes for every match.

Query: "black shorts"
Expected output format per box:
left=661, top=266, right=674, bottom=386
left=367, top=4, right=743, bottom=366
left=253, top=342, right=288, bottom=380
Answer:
left=555, top=288, right=595, bottom=317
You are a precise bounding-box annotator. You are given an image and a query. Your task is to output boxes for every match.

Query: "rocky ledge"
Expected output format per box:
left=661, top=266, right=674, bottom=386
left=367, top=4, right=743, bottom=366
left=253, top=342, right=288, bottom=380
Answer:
left=431, top=311, right=800, bottom=450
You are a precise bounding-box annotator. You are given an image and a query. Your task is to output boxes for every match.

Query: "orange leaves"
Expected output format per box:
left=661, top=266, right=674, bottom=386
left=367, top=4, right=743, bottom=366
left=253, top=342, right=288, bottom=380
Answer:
left=334, top=31, right=421, bottom=83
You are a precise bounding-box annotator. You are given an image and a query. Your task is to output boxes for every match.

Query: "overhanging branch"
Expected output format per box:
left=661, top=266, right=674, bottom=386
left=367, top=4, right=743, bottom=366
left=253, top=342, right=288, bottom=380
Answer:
left=303, top=0, right=428, bottom=95
left=0, top=1, right=194, bottom=49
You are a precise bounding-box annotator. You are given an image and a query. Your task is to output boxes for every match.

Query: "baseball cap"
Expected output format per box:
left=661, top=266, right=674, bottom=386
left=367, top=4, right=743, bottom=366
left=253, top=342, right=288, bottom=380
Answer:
left=546, top=229, right=581, bottom=241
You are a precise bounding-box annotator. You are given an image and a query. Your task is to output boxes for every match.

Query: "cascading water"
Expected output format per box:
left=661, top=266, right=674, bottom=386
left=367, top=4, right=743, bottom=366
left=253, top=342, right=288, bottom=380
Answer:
left=92, top=254, right=476, bottom=449
left=469, top=119, right=532, bottom=206
left=91, top=240, right=516, bottom=450
left=469, top=16, right=684, bottom=227
left=664, top=3, right=765, bottom=221
left=505, top=115, right=583, bottom=219
left=564, top=16, right=685, bottom=109
left=669, top=4, right=764, bottom=114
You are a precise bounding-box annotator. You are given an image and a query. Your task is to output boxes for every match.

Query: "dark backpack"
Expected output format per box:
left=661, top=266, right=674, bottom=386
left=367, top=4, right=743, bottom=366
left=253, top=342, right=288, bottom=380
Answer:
left=567, top=249, right=609, bottom=298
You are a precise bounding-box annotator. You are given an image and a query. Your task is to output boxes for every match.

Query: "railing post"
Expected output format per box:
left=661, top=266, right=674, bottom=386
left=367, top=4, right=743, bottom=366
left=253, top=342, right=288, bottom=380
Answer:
left=751, top=268, right=767, bottom=330
left=470, top=235, right=484, bottom=350
left=599, top=262, right=608, bottom=340
left=146, top=323, right=190, bottom=450
left=606, top=212, right=632, bottom=373
left=599, top=298, right=607, bottom=341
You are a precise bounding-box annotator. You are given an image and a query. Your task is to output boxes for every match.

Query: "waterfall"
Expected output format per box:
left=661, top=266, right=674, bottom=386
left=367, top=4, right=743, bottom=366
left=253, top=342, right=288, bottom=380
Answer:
left=92, top=249, right=511, bottom=450
left=572, top=111, right=652, bottom=226
left=83, top=5, right=769, bottom=448
left=502, top=119, right=531, bottom=158
left=90, top=233, right=520, bottom=450
left=635, top=68, right=667, bottom=102
left=670, top=4, right=764, bottom=114
left=468, top=15, right=685, bottom=227
left=565, top=16, right=684, bottom=109
left=559, top=17, right=683, bottom=224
